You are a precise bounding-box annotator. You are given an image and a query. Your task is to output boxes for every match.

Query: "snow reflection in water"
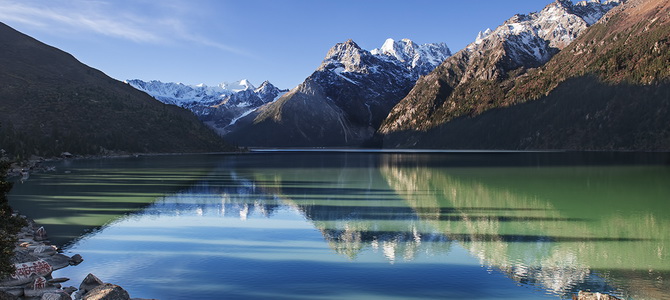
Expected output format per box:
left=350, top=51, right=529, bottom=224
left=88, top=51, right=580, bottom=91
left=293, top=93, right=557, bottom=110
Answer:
left=18, top=152, right=667, bottom=299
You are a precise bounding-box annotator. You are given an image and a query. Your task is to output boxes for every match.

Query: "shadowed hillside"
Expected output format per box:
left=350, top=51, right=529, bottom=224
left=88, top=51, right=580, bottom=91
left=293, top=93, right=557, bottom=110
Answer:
left=0, top=22, right=233, bottom=158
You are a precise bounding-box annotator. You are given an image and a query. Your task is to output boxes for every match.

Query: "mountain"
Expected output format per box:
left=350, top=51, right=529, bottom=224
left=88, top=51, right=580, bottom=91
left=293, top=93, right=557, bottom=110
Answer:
left=224, top=38, right=451, bottom=147
left=382, top=0, right=670, bottom=151
left=0, top=22, right=233, bottom=158
left=127, top=79, right=287, bottom=134
left=379, top=0, right=621, bottom=136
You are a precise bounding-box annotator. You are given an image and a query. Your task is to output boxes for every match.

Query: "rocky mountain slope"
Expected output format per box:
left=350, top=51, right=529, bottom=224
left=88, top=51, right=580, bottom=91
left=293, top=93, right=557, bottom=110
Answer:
left=0, top=22, right=233, bottom=158
left=127, top=79, right=287, bottom=134
left=224, top=38, right=451, bottom=147
left=383, top=0, right=670, bottom=150
left=379, top=0, right=621, bottom=135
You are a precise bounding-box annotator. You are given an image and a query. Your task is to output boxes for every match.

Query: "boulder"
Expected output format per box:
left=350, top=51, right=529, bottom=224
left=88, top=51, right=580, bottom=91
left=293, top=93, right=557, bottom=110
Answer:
left=43, top=254, right=71, bottom=271
left=82, top=283, right=130, bottom=300
left=41, top=291, right=72, bottom=300
left=23, top=287, right=61, bottom=299
left=69, top=254, right=84, bottom=266
left=1, top=254, right=53, bottom=287
left=78, top=274, right=103, bottom=296
left=33, top=245, right=58, bottom=257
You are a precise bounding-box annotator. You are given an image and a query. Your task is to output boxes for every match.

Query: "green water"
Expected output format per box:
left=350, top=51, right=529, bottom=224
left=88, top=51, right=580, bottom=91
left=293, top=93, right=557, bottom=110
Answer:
left=8, top=152, right=670, bottom=299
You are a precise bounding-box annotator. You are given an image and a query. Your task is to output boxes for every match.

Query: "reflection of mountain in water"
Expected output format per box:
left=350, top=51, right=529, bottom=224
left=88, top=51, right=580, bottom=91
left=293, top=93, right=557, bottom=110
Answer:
left=119, top=152, right=668, bottom=299
left=141, top=172, right=283, bottom=220
left=379, top=153, right=670, bottom=299
left=243, top=155, right=454, bottom=263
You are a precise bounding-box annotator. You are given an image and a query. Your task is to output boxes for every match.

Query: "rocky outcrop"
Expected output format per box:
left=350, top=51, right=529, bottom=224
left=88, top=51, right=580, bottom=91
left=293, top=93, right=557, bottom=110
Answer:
left=0, top=216, right=150, bottom=300
left=0, top=216, right=82, bottom=299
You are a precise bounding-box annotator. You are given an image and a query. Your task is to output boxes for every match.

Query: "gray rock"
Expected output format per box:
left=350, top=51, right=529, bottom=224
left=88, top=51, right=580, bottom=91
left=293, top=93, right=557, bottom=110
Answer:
left=33, top=245, right=58, bottom=257
left=82, top=283, right=130, bottom=300
left=48, top=278, right=70, bottom=284
left=1, top=257, right=53, bottom=287
left=43, top=254, right=71, bottom=271
left=78, top=274, right=103, bottom=296
left=62, top=286, right=77, bottom=295
left=42, top=291, right=72, bottom=300
left=23, top=287, right=61, bottom=298
left=0, top=290, right=19, bottom=300
left=69, top=254, right=84, bottom=266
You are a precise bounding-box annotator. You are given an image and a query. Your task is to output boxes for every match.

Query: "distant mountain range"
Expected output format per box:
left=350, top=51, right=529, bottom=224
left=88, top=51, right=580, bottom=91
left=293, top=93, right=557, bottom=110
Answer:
left=0, top=22, right=233, bottom=158
left=126, top=79, right=287, bottom=135
left=130, top=38, right=451, bottom=147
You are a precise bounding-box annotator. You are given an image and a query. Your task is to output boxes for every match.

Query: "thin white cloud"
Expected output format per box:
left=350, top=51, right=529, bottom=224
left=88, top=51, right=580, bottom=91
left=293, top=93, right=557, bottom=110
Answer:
left=0, top=1, right=164, bottom=43
left=0, top=0, right=251, bottom=57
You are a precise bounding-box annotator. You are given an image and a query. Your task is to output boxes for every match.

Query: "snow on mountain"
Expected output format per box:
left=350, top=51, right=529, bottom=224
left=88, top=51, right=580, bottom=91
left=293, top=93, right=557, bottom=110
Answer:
left=222, top=38, right=450, bottom=147
left=371, top=38, right=452, bottom=78
left=127, top=78, right=287, bottom=135
left=466, top=0, right=621, bottom=67
left=380, top=0, right=621, bottom=135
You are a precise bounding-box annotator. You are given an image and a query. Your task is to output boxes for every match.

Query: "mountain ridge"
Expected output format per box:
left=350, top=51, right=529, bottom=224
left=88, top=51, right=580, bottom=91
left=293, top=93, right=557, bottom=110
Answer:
left=382, top=0, right=670, bottom=151
left=0, top=22, right=233, bottom=158
left=379, top=0, right=621, bottom=135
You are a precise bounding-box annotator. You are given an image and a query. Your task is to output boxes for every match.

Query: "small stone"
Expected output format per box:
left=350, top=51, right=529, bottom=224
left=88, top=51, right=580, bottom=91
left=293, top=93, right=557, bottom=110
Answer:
left=48, top=278, right=70, bottom=284
left=82, top=283, right=130, bottom=300
left=69, top=254, right=84, bottom=266
left=35, top=227, right=48, bottom=241
left=79, top=274, right=103, bottom=296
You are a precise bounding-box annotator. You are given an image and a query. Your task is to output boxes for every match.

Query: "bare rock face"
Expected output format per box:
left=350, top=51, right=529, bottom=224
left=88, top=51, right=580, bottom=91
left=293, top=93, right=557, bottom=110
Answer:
left=81, top=284, right=130, bottom=300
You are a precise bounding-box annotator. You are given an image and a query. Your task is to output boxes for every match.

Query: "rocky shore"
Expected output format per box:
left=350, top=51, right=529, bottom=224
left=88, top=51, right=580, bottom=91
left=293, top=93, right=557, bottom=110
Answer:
left=0, top=215, right=151, bottom=300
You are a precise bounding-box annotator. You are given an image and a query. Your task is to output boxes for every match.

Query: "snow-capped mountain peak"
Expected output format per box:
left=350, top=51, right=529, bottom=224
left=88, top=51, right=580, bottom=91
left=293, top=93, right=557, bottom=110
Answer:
left=127, top=78, right=288, bottom=135
left=464, top=0, right=621, bottom=67
left=220, top=79, right=255, bottom=93
left=370, top=38, right=451, bottom=77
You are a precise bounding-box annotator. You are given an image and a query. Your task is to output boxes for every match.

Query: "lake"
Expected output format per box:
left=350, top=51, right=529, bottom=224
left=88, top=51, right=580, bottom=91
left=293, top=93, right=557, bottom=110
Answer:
left=8, top=151, right=670, bottom=299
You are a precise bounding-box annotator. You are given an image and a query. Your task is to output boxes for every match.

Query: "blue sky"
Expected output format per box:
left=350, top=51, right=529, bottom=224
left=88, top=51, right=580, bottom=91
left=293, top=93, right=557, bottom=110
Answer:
left=0, top=0, right=556, bottom=89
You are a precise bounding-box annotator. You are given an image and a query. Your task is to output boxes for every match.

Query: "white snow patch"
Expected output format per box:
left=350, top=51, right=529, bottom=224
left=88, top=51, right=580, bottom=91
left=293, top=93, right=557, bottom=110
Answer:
left=332, top=67, right=358, bottom=85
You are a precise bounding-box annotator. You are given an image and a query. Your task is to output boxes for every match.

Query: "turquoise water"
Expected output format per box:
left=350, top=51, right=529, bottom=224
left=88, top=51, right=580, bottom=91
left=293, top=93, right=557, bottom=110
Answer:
left=9, top=152, right=670, bottom=299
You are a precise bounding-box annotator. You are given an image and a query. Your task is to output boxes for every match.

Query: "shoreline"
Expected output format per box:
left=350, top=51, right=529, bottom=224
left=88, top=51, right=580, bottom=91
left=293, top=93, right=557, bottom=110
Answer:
left=4, top=150, right=245, bottom=179
left=0, top=214, right=149, bottom=300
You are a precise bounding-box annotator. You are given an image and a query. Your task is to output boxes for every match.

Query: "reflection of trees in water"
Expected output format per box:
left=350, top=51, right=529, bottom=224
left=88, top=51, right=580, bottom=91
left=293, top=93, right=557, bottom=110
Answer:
left=379, top=155, right=670, bottom=299
left=315, top=220, right=452, bottom=263
left=146, top=156, right=669, bottom=299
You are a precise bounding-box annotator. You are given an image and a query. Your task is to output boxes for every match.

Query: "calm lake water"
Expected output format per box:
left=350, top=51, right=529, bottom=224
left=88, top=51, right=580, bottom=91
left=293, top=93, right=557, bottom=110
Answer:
left=8, top=151, right=670, bottom=299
